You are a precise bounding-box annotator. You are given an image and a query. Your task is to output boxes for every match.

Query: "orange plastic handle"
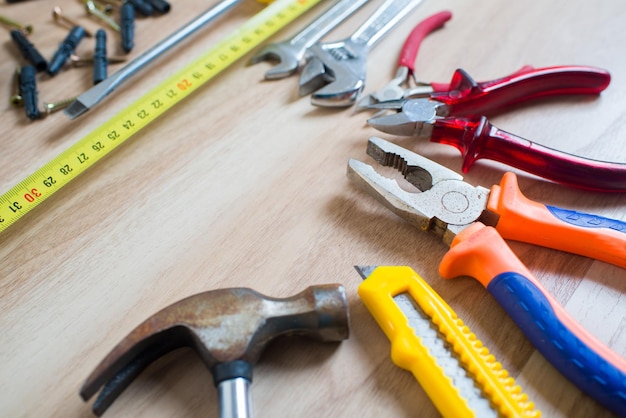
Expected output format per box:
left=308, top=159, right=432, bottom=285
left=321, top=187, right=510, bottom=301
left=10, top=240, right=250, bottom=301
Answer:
left=488, top=172, right=626, bottom=269
left=439, top=223, right=626, bottom=416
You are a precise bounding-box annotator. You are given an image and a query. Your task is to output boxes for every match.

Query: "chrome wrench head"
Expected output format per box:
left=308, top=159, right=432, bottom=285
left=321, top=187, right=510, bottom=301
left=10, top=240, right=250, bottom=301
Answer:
left=298, top=0, right=426, bottom=108
left=249, top=0, right=370, bottom=80
left=299, top=39, right=369, bottom=107
left=249, top=41, right=306, bottom=80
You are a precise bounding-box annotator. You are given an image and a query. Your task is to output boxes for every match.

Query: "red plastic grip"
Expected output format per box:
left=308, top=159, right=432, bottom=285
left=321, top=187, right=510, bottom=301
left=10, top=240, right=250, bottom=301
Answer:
left=398, top=11, right=452, bottom=70
left=429, top=65, right=536, bottom=94
left=431, top=66, right=611, bottom=116
left=431, top=115, right=626, bottom=192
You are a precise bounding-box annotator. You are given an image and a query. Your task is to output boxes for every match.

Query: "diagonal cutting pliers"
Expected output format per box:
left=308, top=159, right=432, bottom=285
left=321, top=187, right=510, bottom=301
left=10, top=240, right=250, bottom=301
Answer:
left=355, top=10, right=454, bottom=108
left=356, top=10, right=536, bottom=109
left=347, top=136, right=626, bottom=416
left=366, top=65, right=626, bottom=192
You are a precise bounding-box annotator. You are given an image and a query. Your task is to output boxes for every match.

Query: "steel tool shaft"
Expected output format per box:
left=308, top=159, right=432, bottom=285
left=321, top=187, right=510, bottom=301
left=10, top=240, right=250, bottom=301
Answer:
left=65, top=0, right=244, bottom=119
left=299, top=0, right=424, bottom=107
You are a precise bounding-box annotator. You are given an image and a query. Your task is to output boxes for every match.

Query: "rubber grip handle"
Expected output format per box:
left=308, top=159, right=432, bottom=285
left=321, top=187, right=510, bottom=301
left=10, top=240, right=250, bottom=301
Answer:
left=147, top=0, right=170, bottom=14
left=439, top=223, right=626, bottom=417
left=398, top=11, right=452, bottom=70
left=431, top=66, right=611, bottom=116
left=430, top=116, right=626, bottom=192
left=487, top=172, right=626, bottom=267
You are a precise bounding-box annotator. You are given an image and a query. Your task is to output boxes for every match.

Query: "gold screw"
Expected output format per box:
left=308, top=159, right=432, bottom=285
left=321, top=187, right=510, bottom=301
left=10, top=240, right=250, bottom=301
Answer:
left=52, top=6, right=94, bottom=37
left=90, top=0, right=115, bottom=15
left=69, top=53, right=127, bottom=67
left=84, top=0, right=120, bottom=32
left=0, top=15, right=33, bottom=36
left=42, top=97, right=78, bottom=115
left=98, top=0, right=123, bottom=8
left=9, top=68, right=23, bottom=108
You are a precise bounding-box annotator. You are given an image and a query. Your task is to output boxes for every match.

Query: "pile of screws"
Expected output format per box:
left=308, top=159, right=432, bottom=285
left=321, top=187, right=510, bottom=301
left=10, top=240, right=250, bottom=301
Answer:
left=4, top=0, right=171, bottom=120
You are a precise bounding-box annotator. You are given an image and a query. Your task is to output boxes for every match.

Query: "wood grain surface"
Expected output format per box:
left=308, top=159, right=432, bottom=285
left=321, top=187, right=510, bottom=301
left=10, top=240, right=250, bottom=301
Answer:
left=1, top=0, right=625, bottom=417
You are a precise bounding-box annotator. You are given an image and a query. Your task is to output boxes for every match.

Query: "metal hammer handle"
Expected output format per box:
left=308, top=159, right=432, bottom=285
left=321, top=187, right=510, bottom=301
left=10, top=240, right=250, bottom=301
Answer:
left=219, top=377, right=252, bottom=418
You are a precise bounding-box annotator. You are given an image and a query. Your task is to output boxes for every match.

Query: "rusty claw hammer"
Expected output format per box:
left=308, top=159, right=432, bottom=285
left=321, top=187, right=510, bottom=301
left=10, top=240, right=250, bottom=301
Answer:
left=80, top=285, right=349, bottom=417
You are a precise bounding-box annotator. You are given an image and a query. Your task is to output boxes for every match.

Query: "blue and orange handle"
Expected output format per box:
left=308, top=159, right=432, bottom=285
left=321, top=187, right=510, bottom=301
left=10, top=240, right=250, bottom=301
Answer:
left=488, top=172, right=626, bottom=268
left=440, top=223, right=626, bottom=416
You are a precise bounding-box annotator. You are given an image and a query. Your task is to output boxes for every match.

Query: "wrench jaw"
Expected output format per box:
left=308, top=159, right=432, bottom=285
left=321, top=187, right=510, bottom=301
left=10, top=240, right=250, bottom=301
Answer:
left=249, top=42, right=305, bottom=80
left=298, top=56, right=335, bottom=97
left=299, top=41, right=368, bottom=107
left=311, top=79, right=365, bottom=108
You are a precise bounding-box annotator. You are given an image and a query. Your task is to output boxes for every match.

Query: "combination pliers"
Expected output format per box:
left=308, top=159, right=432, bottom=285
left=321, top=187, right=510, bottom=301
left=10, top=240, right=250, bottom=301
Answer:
left=347, top=136, right=626, bottom=416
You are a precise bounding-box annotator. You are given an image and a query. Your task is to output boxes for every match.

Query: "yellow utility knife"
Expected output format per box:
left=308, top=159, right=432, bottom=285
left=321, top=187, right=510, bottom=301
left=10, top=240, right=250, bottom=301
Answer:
left=356, top=266, right=540, bottom=418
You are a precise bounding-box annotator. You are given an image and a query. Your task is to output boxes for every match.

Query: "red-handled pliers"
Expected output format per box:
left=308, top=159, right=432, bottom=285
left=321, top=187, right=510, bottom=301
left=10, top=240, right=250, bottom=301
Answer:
left=366, top=65, right=625, bottom=192
left=356, top=10, right=534, bottom=109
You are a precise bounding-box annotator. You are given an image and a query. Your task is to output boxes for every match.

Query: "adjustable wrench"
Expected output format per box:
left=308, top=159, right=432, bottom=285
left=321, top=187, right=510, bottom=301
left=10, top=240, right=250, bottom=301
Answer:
left=298, top=0, right=424, bottom=107
left=249, top=0, right=369, bottom=80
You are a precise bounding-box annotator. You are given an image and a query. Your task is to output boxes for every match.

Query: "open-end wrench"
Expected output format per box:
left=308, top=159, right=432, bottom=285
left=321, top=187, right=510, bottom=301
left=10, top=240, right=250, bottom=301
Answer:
left=249, top=0, right=369, bottom=80
left=298, top=0, right=425, bottom=107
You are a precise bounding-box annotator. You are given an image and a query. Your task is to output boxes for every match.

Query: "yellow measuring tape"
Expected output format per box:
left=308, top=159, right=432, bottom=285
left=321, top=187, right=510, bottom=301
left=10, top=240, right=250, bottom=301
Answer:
left=0, top=0, right=321, bottom=233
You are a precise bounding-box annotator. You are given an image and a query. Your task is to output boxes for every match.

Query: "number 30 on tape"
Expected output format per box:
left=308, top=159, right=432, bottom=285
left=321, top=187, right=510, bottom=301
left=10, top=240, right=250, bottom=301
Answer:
left=0, top=0, right=321, bottom=233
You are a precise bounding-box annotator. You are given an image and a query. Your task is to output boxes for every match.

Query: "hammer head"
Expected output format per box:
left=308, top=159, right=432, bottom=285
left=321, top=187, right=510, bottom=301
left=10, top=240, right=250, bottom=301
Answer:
left=80, top=284, right=349, bottom=415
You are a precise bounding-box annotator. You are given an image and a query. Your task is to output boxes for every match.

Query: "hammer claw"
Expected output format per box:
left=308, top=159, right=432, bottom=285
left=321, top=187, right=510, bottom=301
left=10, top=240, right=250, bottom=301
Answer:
left=86, top=335, right=182, bottom=416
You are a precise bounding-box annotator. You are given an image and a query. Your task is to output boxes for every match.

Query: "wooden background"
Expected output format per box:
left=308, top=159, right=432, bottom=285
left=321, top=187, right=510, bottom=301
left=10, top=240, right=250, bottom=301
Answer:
left=1, top=0, right=625, bottom=417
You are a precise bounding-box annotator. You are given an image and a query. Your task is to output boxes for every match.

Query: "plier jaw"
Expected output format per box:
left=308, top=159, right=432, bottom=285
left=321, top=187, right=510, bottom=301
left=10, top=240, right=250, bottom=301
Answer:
left=347, top=137, right=490, bottom=245
left=356, top=66, right=411, bottom=108
left=355, top=11, right=454, bottom=110
left=366, top=98, right=448, bottom=137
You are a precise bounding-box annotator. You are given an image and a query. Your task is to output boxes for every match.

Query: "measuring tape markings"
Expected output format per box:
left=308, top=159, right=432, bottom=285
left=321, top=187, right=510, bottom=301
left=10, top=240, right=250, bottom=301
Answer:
left=0, top=0, right=321, bottom=233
